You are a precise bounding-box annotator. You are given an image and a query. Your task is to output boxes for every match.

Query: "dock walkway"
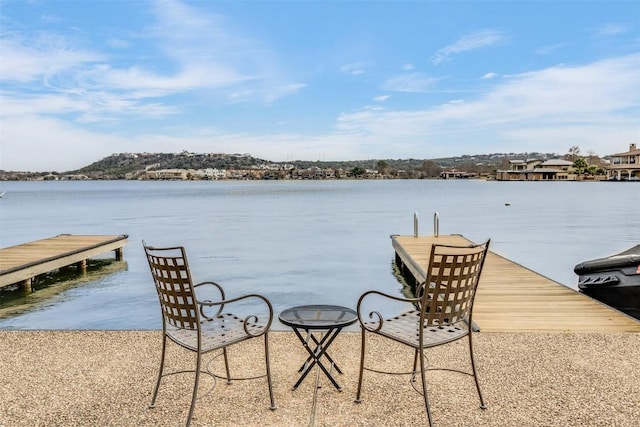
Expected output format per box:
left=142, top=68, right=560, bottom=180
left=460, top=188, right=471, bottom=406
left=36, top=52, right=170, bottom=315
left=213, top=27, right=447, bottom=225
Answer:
left=0, top=234, right=128, bottom=291
left=392, top=234, right=640, bottom=332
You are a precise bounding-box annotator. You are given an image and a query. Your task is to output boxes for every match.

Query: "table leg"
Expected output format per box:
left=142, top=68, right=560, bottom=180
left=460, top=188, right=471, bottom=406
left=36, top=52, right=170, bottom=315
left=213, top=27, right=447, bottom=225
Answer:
left=291, top=327, right=345, bottom=391
left=296, top=329, right=344, bottom=374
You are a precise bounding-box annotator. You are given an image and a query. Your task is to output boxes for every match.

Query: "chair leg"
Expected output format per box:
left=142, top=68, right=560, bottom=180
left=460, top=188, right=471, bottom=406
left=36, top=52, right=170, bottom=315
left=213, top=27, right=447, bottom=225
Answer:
left=411, top=348, right=419, bottom=382
left=468, top=332, right=487, bottom=409
left=354, top=329, right=366, bottom=403
left=264, top=333, right=277, bottom=410
left=150, top=334, right=167, bottom=408
left=186, top=351, right=202, bottom=427
left=418, top=347, right=434, bottom=427
left=222, top=347, right=232, bottom=385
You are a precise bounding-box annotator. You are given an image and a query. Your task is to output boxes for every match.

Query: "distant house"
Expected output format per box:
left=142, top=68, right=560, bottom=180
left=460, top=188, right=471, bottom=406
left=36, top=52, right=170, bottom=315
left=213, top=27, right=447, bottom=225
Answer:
left=535, top=159, right=576, bottom=181
left=495, top=158, right=576, bottom=181
left=606, top=143, right=640, bottom=181
left=197, top=168, right=226, bottom=180
left=508, top=159, right=527, bottom=171
left=440, top=169, right=478, bottom=179
left=146, top=169, right=191, bottom=180
left=62, top=174, right=89, bottom=180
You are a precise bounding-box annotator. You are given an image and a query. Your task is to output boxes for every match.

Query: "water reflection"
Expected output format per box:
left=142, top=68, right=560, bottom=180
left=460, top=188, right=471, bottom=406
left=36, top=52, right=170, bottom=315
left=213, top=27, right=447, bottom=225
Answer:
left=0, top=260, right=128, bottom=319
left=391, top=259, right=417, bottom=299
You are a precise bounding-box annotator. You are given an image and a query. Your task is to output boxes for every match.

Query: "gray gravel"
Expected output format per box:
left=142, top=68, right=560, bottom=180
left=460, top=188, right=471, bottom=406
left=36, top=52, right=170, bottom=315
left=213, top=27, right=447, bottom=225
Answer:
left=1, top=330, right=638, bottom=426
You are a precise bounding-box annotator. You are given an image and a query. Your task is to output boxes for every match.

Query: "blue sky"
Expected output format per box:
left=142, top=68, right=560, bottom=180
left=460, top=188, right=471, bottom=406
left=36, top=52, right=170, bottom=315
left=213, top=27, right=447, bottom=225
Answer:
left=1, top=0, right=638, bottom=171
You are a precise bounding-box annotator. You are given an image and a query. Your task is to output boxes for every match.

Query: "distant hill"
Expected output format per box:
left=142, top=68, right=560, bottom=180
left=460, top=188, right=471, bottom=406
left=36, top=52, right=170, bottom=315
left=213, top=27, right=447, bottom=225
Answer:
left=68, top=151, right=561, bottom=179
left=0, top=150, right=565, bottom=180
left=73, top=152, right=269, bottom=179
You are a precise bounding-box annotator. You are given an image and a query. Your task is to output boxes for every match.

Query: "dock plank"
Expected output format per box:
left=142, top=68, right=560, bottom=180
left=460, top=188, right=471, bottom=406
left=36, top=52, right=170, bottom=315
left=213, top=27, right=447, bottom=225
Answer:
left=0, top=234, right=128, bottom=289
left=392, top=234, right=640, bottom=332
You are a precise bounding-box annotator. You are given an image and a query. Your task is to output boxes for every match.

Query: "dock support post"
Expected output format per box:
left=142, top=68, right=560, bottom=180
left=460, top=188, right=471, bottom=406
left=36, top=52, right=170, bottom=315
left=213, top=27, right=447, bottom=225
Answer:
left=76, top=259, right=87, bottom=273
left=22, top=278, right=33, bottom=293
left=115, top=247, right=123, bottom=261
left=413, top=212, right=419, bottom=237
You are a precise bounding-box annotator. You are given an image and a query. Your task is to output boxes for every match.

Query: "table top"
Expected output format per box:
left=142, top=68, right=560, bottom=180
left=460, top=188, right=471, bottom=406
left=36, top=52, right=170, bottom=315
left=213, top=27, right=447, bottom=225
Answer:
left=279, top=304, right=358, bottom=330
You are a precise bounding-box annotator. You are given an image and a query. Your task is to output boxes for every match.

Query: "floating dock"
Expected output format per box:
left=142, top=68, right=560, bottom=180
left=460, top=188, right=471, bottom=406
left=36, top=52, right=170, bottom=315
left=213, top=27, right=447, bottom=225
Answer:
left=392, top=234, right=640, bottom=332
left=0, top=234, right=128, bottom=292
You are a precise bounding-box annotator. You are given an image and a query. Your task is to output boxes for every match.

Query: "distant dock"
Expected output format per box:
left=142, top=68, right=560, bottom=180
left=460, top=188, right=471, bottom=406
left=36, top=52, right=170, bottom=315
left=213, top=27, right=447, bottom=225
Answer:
left=392, top=234, right=640, bottom=332
left=0, top=234, right=128, bottom=292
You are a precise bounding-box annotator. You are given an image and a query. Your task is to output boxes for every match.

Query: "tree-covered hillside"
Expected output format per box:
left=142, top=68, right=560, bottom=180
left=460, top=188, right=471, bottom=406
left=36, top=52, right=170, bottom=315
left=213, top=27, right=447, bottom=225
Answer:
left=69, top=151, right=561, bottom=179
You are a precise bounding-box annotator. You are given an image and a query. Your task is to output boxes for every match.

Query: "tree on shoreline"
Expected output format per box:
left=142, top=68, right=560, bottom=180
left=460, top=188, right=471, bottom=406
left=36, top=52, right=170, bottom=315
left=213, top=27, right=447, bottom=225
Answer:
left=567, top=146, right=581, bottom=161
left=376, top=160, right=390, bottom=175
left=573, top=157, right=588, bottom=176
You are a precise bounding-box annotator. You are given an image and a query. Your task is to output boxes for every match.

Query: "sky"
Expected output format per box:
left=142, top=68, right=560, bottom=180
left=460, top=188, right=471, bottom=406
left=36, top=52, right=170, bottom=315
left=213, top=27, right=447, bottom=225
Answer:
left=1, top=0, right=639, bottom=172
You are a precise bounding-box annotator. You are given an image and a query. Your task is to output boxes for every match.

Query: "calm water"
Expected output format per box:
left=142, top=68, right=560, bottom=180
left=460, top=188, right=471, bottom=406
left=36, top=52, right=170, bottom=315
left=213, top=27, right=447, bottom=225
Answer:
left=0, top=179, right=638, bottom=330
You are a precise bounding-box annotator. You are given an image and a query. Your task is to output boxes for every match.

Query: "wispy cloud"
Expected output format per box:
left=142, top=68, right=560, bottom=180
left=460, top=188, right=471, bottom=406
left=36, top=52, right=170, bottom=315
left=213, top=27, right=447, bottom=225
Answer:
left=535, top=43, right=566, bottom=56
left=592, top=23, right=628, bottom=37
left=0, top=0, right=303, bottom=126
left=340, top=62, right=367, bottom=75
left=382, top=72, right=439, bottom=93
left=146, top=0, right=302, bottom=103
left=105, top=38, right=130, bottom=49
left=0, top=34, right=104, bottom=83
left=432, top=29, right=506, bottom=65
left=263, top=83, right=307, bottom=103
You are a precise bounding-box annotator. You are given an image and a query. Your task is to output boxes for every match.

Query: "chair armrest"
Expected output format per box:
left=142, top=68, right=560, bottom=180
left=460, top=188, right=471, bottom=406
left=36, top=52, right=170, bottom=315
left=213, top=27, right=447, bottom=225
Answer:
left=194, top=281, right=226, bottom=317
left=199, top=293, right=274, bottom=337
left=356, top=290, right=420, bottom=332
left=194, top=280, right=226, bottom=297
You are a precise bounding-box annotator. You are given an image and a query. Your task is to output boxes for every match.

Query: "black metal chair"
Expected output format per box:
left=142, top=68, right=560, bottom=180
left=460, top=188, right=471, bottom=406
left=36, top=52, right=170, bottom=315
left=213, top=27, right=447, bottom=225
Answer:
left=143, top=242, right=276, bottom=427
left=355, top=240, right=490, bottom=426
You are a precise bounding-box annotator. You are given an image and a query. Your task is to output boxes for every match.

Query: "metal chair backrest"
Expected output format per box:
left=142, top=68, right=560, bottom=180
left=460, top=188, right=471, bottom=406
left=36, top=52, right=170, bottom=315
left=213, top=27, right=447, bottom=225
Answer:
left=144, top=243, right=199, bottom=330
left=421, top=241, right=490, bottom=326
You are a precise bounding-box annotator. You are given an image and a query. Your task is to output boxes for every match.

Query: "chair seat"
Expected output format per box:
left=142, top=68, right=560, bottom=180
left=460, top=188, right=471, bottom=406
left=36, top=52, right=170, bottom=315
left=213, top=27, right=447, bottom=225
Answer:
left=167, top=312, right=267, bottom=353
left=366, top=310, right=469, bottom=349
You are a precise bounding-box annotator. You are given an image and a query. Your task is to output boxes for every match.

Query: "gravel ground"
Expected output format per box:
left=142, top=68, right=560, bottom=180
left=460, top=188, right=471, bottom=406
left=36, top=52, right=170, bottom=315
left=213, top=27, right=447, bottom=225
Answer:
left=0, top=330, right=639, bottom=427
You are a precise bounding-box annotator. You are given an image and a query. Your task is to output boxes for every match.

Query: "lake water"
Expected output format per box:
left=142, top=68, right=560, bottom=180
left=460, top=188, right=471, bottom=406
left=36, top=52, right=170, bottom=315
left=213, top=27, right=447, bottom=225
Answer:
left=0, top=179, right=638, bottom=330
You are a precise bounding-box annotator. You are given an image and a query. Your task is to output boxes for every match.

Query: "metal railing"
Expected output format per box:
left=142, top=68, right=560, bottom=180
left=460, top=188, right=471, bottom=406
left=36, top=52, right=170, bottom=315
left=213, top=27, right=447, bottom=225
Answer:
left=413, top=212, right=439, bottom=237
left=433, top=211, right=439, bottom=237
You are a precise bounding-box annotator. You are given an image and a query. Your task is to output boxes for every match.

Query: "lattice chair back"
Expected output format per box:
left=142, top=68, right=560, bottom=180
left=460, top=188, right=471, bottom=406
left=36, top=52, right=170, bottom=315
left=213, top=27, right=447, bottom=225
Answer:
left=144, top=244, right=199, bottom=330
left=420, top=241, right=489, bottom=326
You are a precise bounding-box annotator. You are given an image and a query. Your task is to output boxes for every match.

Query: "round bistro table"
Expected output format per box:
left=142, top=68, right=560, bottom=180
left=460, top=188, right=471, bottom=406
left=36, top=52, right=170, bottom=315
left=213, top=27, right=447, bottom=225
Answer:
left=278, top=304, right=358, bottom=391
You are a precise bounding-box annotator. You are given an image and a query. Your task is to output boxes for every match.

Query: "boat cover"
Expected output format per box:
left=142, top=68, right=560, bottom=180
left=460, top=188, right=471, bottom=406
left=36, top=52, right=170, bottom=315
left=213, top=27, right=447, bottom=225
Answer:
left=574, top=245, right=640, bottom=275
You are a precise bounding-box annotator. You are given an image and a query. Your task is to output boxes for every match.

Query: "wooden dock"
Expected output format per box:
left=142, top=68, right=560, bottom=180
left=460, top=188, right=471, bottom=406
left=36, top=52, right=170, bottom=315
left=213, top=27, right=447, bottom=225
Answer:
left=392, top=234, right=640, bottom=332
left=0, top=234, right=128, bottom=292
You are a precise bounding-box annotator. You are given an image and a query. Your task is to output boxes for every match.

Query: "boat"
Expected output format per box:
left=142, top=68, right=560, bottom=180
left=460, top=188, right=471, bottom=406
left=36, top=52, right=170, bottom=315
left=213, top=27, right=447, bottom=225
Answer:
left=574, top=245, right=640, bottom=320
